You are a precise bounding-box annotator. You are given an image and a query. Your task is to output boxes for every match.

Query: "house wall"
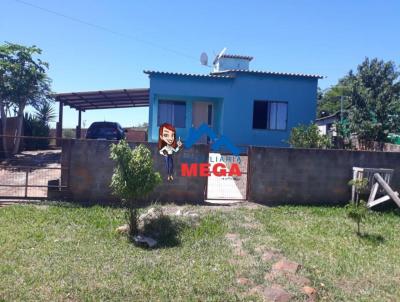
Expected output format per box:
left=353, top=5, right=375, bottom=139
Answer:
left=61, top=139, right=208, bottom=204
left=248, top=146, right=400, bottom=205
left=214, top=57, right=250, bottom=71
left=148, top=75, right=233, bottom=143
left=221, top=74, right=318, bottom=147
left=148, top=73, right=318, bottom=148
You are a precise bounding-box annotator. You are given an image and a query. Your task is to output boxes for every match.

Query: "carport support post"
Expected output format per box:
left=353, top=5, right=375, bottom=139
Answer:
left=76, top=109, right=82, bottom=139
left=56, top=98, right=63, bottom=146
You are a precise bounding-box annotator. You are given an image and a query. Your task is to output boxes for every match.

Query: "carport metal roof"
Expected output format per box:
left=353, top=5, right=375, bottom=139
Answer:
left=55, top=88, right=149, bottom=111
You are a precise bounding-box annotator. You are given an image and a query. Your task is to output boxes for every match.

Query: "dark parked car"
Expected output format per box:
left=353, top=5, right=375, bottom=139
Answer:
left=85, top=122, right=126, bottom=140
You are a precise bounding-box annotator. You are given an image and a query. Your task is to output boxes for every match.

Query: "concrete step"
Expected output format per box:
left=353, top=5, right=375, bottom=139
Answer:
left=204, top=199, right=247, bottom=205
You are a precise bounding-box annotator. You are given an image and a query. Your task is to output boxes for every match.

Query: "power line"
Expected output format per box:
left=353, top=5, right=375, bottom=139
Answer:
left=13, top=0, right=199, bottom=62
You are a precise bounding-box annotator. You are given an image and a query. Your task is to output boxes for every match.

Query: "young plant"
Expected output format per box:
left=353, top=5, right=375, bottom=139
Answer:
left=345, top=200, right=369, bottom=235
left=110, top=141, right=161, bottom=237
left=346, top=178, right=369, bottom=235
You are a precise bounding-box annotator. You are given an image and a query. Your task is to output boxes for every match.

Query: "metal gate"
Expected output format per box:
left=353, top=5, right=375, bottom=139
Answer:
left=0, top=149, right=67, bottom=199
left=206, top=152, right=248, bottom=201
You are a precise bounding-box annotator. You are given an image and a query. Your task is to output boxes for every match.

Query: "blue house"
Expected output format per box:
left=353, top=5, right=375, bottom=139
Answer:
left=145, top=54, right=322, bottom=147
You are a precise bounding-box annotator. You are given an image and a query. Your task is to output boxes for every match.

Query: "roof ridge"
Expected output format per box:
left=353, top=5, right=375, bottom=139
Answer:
left=143, top=70, right=234, bottom=78
left=211, top=69, right=324, bottom=79
left=143, top=69, right=324, bottom=79
left=213, top=54, right=254, bottom=64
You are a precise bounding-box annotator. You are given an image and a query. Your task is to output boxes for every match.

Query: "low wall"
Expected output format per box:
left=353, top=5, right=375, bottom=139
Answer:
left=61, top=139, right=208, bottom=204
left=0, top=117, right=22, bottom=156
left=248, top=147, right=400, bottom=205
left=61, top=140, right=400, bottom=205
left=384, top=143, right=400, bottom=153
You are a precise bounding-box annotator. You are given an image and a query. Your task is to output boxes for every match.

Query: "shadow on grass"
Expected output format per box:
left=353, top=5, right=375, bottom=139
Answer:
left=358, top=233, right=385, bottom=245
left=130, top=215, right=189, bottom=249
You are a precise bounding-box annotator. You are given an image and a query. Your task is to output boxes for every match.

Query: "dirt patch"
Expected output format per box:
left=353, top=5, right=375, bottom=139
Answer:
left=1, top=149, right=61, bottom=167
left=225, top=233, right=247, bottom=257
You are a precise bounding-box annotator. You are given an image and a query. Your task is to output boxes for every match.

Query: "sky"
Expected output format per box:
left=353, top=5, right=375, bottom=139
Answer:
left=1, top=0, right=399, bottom=128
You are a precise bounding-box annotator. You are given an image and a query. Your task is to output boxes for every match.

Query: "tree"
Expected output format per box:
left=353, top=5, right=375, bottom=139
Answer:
left=317, top=77, right=353, bottom=118
left=110, top=141, right=161, bottom=237
left=288, top=124, right=332, bottom=149
left=347, top=58, right=400, bottom=143
left=0, top=42, right=52, bottom=156
left=35, top=102, right=56, bottom=126
left=320, top=58, right=400, bottom=144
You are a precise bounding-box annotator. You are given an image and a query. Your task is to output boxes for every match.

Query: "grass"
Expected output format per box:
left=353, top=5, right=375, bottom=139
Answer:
left=1, top=203, right=400, bottom=301
left=252, top=206, right=400, bottom=301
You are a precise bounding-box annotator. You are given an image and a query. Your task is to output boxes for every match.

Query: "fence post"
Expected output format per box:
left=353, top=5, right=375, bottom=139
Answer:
left=24, top=169, right=29, bottom=198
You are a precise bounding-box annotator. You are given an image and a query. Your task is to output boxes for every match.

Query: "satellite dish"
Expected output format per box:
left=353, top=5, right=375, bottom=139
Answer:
left=200, top=52, right=208, bottom=66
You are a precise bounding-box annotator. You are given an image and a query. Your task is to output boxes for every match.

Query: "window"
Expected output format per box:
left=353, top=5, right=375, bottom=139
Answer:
left=252, top=101, right=287, bottom=130
left=158, top=100, right=186, bottom=128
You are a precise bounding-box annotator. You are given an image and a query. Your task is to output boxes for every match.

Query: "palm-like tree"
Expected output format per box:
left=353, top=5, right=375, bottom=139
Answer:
left=35, top=102, right=56, bottom=126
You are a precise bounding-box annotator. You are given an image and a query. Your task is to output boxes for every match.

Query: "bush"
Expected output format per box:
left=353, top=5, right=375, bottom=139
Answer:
left=288, top=124, right=332, bottom=149
left=110, top=141, right=161, bottom=237
left=23, top=103, right=56, bottom=150
left=23, top=113, right=50, bottom=150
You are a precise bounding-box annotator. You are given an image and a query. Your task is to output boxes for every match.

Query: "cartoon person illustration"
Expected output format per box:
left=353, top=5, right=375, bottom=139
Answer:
left=158, top=123, right=183, bottom=181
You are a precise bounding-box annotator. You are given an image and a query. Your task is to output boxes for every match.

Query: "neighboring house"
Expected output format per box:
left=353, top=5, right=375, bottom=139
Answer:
left=315, top=112, right=340, bottom=136
left=145, top=54, right=322, bottom=147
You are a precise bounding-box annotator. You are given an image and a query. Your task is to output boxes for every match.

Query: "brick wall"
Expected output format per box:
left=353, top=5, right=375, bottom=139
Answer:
left=61, top=139, right=208, bottom=204
left=248, top=147, right=400, bottom=205
left=61, top=140, right=400, bottom=205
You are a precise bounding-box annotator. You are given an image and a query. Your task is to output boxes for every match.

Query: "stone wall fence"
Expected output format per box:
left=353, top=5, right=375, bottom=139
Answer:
left=60, top=139, right=400, bottom=206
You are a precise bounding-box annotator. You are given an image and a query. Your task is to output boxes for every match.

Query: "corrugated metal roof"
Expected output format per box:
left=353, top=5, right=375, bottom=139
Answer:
left=143, top=70, right=234, bottom=78
left=55, top=88, right=149, bottom=111
left=212, top=69, right=324, bottom=79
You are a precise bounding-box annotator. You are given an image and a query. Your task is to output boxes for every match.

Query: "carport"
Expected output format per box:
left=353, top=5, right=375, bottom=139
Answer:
left=55, top=88, right=149, bottom=142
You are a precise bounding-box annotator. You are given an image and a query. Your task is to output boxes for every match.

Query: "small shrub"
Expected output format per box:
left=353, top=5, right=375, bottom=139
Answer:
left=346, top=178, right=370, bottom=235
left=345, top=200, right=369, bottom=235
left=110, top=141, right=161, bottom=237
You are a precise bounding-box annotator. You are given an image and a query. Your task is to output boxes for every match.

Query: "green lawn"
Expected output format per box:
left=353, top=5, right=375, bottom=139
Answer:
left=1, top=203, right=399, bottom=301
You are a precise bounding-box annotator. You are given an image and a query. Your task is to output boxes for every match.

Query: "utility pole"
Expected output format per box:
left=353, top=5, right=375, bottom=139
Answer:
left=340, top=95, right=344, bottom=123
